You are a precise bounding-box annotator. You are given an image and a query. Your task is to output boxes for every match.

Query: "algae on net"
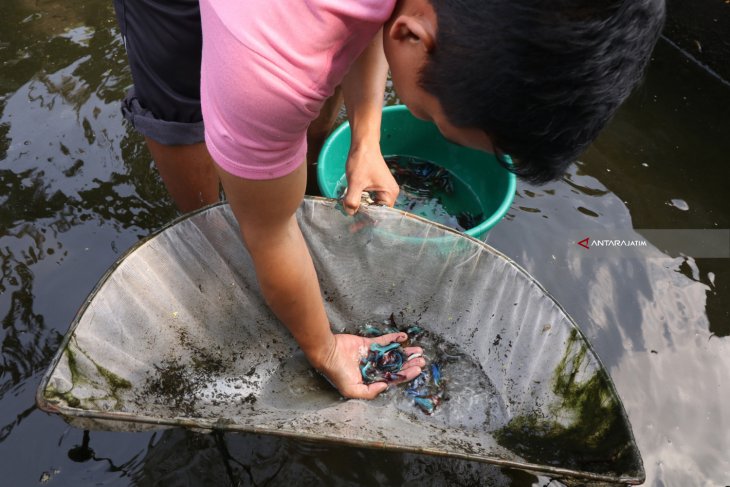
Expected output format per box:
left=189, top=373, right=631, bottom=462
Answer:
left=44, top=343, right=132, bottom=410
left=494, top=329, right=640, bottom=476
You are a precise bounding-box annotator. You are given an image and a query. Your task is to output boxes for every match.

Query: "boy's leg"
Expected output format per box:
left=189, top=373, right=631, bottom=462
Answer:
left=144, top=138, right=219, bottom=213
left=305, top=86, right=344, bottom=196
left=114, top=0, right=219, bottom=213
left=116, top=0, right=343, bottom=204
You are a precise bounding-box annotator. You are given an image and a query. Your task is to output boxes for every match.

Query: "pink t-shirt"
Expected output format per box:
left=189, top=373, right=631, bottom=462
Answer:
left=200, top=0, right=396, bottom=180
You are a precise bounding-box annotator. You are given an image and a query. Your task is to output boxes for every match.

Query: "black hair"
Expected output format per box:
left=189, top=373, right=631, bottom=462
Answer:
left=420, top=0, right=666, bottom=184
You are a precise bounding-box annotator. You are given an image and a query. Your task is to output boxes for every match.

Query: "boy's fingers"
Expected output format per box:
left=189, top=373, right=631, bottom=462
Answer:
left=342, top=181, right=374, bottom=216
left=389, top=364, right=423, bottom=384
left=371, top=332, right=408, bottom=346
left=373, top=189, right=396, bottom=207
left=344, top=381, right=388, bottom=400
left=365, top=381, right=389, bottom=398
left=402, top=346, right=424, bottom=356
left=342, top=187, right=361, bottom=215
left=403, top=357, right=426, bottom=369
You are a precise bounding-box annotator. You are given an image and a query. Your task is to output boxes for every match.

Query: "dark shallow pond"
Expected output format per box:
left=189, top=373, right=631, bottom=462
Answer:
left=1, top=1, right=728, bottom=485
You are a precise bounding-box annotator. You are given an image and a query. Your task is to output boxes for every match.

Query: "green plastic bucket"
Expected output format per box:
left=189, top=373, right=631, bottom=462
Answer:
left=317, top=105, right=516, bottom=239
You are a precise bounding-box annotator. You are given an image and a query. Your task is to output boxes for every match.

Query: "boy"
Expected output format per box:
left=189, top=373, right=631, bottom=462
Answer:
left=115, top=0, right=665, bottom=399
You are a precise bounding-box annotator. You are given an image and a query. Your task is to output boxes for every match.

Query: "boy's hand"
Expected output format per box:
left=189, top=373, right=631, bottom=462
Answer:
left=343, top=146, right=399, bottom=215
left=341, top=27, right=394, bottom=216
left=316, top=332, right=426, bottom=399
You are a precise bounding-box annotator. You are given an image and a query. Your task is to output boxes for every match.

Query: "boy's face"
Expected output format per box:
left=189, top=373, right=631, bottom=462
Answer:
left=383, top=0, right=494, bottom=153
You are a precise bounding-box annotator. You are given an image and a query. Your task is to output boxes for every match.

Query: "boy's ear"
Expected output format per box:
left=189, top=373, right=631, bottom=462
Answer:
left=387, top=15, right=436, bottom=52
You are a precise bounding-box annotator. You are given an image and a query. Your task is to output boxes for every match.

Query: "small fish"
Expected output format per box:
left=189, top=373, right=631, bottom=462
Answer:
left=456, top=211, right=484, bottom=230
left=405, top=371, right=429, bottom=397
left=360, top=342, right=407, bottom=383
left=369, top=342, right=401, bottom=355
left=360, top=324, right=383, bottom=337
left=355, top=319, right=447, bottom=415
left=414, top=396, right=441, bottom=415
left=431, top=363, right=442, bottom=387
left=404, top=325, right=424, bottom=339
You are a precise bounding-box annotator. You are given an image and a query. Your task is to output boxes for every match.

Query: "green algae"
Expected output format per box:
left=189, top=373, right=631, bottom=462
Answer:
left=42, top=348, right=85, bottom=409
left=65, top=347, right=82, bottom=385
left=43, top=342, right=132, bottom=410
left=494, top=329, right=640, bottom=475
left=93, top=361, right=132, bottom=393
left=44, top=388, right=81, bottom=408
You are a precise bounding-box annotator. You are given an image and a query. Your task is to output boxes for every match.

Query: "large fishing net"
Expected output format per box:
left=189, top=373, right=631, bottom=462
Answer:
left=38, top=198, right=643, bottom=484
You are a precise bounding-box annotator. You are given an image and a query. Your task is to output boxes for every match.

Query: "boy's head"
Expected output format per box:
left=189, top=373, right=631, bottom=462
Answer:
left=383, top=0, right=666, bottom=184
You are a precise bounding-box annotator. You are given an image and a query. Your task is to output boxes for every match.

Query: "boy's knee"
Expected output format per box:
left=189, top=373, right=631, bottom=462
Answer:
left=308, top=86, right=344, bottom=140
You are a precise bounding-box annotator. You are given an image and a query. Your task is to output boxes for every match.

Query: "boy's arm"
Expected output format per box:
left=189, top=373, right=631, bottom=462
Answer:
left=215, top=163, right=424, bottom=399
left=341, top=28, right=399, bottom=215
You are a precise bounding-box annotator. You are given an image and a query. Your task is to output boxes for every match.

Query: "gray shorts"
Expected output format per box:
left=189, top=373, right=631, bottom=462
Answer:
left=113, top=0, right=204, bottom=145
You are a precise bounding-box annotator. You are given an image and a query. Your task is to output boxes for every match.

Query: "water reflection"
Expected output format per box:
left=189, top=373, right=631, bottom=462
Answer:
left=0, top=1, right=176, bottom=481
left=489, top=161, right=728, bottom=483
left=130, top=428, right=550, bottom=487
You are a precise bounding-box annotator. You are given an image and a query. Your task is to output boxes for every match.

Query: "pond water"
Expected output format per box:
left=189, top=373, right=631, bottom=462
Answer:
left=1, top=1, right=728, bottom=485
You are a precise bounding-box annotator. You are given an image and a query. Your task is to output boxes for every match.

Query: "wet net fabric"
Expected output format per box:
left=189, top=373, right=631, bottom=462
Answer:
left=38, top=198, right=643, bottom=484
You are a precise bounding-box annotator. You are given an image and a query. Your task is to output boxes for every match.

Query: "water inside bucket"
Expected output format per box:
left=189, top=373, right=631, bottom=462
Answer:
left=336, top=156, right=486, bottom=232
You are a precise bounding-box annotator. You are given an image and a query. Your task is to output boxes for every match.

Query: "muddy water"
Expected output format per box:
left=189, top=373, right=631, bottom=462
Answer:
left=0, top=0, right=728, bottom=485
